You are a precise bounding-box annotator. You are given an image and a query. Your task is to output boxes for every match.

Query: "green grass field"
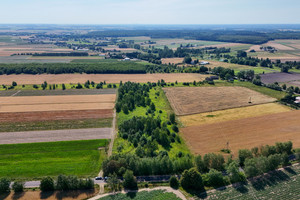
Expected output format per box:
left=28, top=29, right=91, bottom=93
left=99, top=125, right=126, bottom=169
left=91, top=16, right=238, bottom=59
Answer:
left=0, top=118, right=112, bottom=132
left=187, top=164, right=300, bottom=200
left=99, top=190, right=181, bottom=200
left=114, top=87, right=190, bottom=158
left=0, top=139, right=108, bottom=180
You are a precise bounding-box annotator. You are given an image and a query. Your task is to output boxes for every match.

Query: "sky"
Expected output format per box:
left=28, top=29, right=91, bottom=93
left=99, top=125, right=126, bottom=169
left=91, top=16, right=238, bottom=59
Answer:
left=0, top=0, right=299, bottom=24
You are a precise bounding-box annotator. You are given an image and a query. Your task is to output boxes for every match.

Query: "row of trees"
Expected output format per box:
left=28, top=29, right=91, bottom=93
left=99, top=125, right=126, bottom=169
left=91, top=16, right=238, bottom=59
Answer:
left=0, top=63, right=147, bottom=75
left=40, top=175, right=94, bottom=192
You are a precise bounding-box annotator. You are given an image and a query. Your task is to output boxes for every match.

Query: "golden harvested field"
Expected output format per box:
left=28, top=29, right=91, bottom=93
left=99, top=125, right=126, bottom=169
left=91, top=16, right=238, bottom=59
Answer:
left=0, top=94, right=116, bottom=113
left=163, top=87, right=276, bottom=115
left=181, top=110, right=300, bottom=156
left=0, top=73, right=209, bottom=85
left=179, top=103, right=291, bottom=126
left=161, top=57, right=184, bottom=64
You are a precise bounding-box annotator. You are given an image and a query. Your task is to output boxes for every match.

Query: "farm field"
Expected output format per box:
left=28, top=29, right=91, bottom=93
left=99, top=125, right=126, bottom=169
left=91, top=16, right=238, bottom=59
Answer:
left=0, top=127, right=111, bottom=144
left=0, top=88, right=116, bottom=96
left=179, top=103, right=291, bottom=126
left=99, top=189, right=182, bottom=200
left=248, top=39, right=300, bottom=62
left=0, top=73, right=209, bottom=85
left=161, top=57, right=184, bottom=64
left=198, top=60, right=279, bottom=74
left=145, top=38, right=227, bottom=49
left=260, top=72, right=300, bottom=84
left=0, top=139, right=108, bottom=179
left=181, top=110, right=300, bottom=156
left=163, top=86, right=276, bottom=115
left=0, top=110, right=113, bottom=123
left=1, top=189, right=98, bottom=200
left=192, top=164, right=300, bottom=200
left=0, top=94, right=116, bottom=113
left=0, top=117, right=112, bottom=133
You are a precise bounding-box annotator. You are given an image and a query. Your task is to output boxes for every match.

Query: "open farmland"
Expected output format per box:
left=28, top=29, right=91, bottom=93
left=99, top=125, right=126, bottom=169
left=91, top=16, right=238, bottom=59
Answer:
left=0, top=110, right=112, bottom=122
left=179, top=103, right=291, bottom=126
left=0, top=88, right=116, bottom=96
left=181, top=110, right=300, bottom=156
left=0, top=73, right=209, bottom=85
left=0, top=139, right=108, bottom=179
left=0, top=94, right=115, bottom=112
left=163, top=87, right=276, bottom=115
left=161, top=57, right=184, bottom=64
left=197, top=60, right=279, bottom=74
left=193, top=164, right=300, bottom=200
left=248, top=40, right=300, bottom=62
left=260, top=72, right=300, bottom=84
left=0, top=128, right=111, bottom=144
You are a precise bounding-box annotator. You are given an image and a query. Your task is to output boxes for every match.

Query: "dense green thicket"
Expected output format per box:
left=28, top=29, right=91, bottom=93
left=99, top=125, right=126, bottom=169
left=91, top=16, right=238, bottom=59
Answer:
left=0, top=63, right=147, bottom=75
left=40, top=175, right=94, bottom=191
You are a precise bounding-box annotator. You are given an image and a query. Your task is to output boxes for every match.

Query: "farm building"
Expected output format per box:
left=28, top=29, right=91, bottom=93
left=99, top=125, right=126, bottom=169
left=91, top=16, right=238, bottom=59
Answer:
left=200, top=61, right=210, bottom=65
left=294, top=97, right=300, bottom=104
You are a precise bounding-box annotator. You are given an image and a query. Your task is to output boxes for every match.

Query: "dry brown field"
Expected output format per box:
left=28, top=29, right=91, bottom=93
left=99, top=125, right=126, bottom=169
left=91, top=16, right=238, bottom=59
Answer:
left=181, top=110, right=300, bottom=156
left=161, top=57, right=184, bottom=64
left=0, top=94, right=116, bottom=113
left=1, top=189, right=98, bottom=200
left=0, top=73, right=209, bottom=85
left=194, top=42, right=246, bottom=49
left=179, top=103, right=291, bottom=126
left=0, top=109, right=113, bottom=122
left=163, top=86, right=276, bottom=115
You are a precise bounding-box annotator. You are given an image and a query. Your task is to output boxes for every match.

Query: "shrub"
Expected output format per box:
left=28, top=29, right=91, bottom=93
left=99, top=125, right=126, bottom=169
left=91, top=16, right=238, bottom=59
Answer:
left=204, top=169, right=224, bottom=187
left=40, top=177, right=55, bottom=192
left=12, top=181, right=24, bottom=193
left=180, top=168, right=203, bottom=190
left=169, top=176, right=179, bottom=189
left=123, top=170, right=137, bottom=190
left=0, top=178, right=10, bottom=194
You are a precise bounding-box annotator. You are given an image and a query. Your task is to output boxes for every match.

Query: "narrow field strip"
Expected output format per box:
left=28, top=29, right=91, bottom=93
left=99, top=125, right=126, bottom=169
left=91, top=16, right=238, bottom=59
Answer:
left=179, top=103, right=291, bottom=127
left=0, top=128, right=111, bottom=144
left=0, top=109, right=113, bottom=122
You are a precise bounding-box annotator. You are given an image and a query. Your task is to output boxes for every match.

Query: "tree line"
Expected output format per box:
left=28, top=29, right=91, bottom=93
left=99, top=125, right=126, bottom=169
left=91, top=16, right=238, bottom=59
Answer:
left=0, top=63, right=148, bottom=75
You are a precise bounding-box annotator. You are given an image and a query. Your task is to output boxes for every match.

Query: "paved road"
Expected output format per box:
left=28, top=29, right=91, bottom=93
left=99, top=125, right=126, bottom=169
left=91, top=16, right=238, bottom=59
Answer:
left=0, top=128, right=111, bottom=144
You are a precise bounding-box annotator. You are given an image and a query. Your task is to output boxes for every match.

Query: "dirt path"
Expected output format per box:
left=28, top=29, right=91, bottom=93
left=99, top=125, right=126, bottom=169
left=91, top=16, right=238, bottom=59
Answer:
left=0, top=128, right=111, bottom=144
left=98, top=109, right=116, bottom=177
left=88, top=186, right=187, bottom=200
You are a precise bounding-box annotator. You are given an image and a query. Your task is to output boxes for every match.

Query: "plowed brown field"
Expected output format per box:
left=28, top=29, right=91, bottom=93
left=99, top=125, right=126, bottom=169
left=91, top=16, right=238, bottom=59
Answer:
left=0, top=109, right=112, bottom=122
left=0, top=73, right=209, bottom=85
left=164, top=87, right=276, bottom=115
left=181, top=110, right=300, bottom=156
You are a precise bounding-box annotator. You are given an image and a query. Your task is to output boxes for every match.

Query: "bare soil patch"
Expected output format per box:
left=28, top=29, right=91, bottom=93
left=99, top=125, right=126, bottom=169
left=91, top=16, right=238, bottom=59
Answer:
left=164, top=87, right=276, bottom=115
left=181, top=110, right=300, bottom=156
left=0, top=109, right=113, bottom=122
left=0, top=127, right=111, bottom=144
left=0, top=73, right=209, bottom=85
left=260, top=72, right=300, bottom=84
